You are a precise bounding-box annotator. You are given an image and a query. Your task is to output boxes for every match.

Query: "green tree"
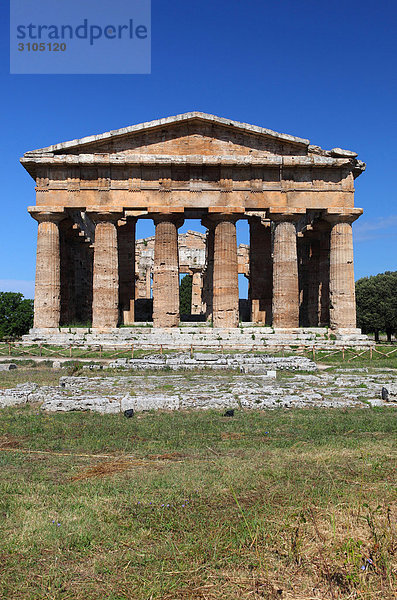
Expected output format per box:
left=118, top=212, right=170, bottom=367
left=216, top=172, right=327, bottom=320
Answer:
left=356, top=271, right=397, bottom=342
left=179, top=275, right=192, bottom=316
left=0, top=292, right=34, bottom=340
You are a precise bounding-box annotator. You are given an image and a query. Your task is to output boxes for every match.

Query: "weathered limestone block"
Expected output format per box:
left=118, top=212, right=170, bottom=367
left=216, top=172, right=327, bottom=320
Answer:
left=91, top=213, right=120, bottom=329
left=212, top=216, right=239, bottom=328
left=32, top=212, right=65, bottom=328
left=152, top=216, right=183, bottom=327
left=328, top=218, right=357, bottom=329
left=118, top=217, right=136, bottom=325
left=249, top=217, right=272, bottom=324
left=272, top=216, right=299, bottom=328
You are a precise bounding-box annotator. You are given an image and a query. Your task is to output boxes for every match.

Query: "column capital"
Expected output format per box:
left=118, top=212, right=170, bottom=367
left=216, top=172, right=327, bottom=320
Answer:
left=117, top=215, right=138, bottom=228
left=201, top=213, right=239, bottom=229
left=268, top=208, right=306, bottom=223
left=323, top=208, right=363, bottom=225
left=152, top=213, right=184, bottom=228
left=28, top=207, right=66, bottom=224
left=86, top=210, right=123, bottom=225
left=248, top=215, right=271, bottom=228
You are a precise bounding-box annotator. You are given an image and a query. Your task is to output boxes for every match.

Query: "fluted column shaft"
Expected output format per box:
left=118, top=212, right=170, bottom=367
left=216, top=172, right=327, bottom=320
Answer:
left=272, top=218, right=299, bottom=328
left=202, top=225, right=215, bottom=321
left=152, top=216, right=182, bottom=327
left=329, top=220, right=356, bottom=329
left=118, top=218, right=136, bottom=325
left=33, top=212, right=64, bottom=328
left=212, top=217, right=239, bottom=328
left=191, top=270, right=203, bottom=315
left=91, top=214, right=120, bottom=329
left=249, top=218, right=272, bottom=324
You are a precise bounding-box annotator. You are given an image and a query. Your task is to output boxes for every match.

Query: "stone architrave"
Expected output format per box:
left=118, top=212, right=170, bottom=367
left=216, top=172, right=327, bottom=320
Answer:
left=152, top=215, right=183, bottom=327
left=249, top=217, right=272, bottom=324
left=31, top=210, right=65, bottom=329
left=118, top=217, right=136, bottom=325
left=211, top=215, right=239, bottom=328
left=270, top=212, right=301, bottom=328
left=326, top=212, right=359, bottom=330
left=90, top=212, right=121, bottom=330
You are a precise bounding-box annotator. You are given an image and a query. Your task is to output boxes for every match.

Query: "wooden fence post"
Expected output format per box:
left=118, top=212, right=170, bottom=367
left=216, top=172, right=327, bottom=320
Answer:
left=69, top=344, right=72, bottom=358
left=39, top=343, right=42, bottom=357
left=370, top=346, right=373, bottom=360
left=8, top=342, right=11, bottom=356
left=342, top=347, right=345, bottom=361
left=131, top=344, right=134, bottom=359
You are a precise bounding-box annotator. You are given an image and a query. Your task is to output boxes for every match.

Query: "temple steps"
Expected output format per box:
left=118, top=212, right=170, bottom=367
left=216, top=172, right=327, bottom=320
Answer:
left=22, top=326, right=372, bottom=349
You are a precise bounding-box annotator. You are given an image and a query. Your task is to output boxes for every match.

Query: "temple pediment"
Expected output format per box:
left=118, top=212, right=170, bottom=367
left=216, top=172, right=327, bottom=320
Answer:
left=25, top=112, right=313, bottom=159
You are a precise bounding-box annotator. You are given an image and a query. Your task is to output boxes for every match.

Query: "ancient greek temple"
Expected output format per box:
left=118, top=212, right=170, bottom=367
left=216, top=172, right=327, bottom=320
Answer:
left=21, top=112, right=365, bottom=332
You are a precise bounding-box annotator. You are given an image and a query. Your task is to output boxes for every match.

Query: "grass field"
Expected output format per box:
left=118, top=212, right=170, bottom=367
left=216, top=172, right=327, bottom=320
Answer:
left=0, top=403, right=395, bottom=600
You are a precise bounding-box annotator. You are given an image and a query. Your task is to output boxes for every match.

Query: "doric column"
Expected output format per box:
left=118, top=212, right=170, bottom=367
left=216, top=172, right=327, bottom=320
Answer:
left=270, top=213, right=300, bottom=328
left=325, top=213, right=359, bottom=329
left=202, top=223, right=215, bottom=321
left=118, top=217, right=136, bottom=325
left=306, top=233, right=321, bottom=327
left=31, top=210, right=65, bottom=329
left=249, top=217, right=272, bottom=324
left=152, top=215, right=183, bottom=327
left=210, top=215, right=239, bottom=328
left=317, top=227, right=330, bottom=327
left=90, top=212, right=121, bottom=330
left=191, top=270, right=203, bottom=315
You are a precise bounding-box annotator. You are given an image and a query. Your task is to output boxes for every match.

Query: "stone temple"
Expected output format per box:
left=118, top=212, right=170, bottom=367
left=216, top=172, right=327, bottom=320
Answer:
left=21, top=112, right=365, bottom=340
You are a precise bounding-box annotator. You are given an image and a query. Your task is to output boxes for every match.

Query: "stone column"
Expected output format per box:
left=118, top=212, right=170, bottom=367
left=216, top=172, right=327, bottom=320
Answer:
left=249, top=217, right=272, bottom=324
left=31, top=211, right=65, bottom=329
left=152, top=215, right=183, bottom=328
left=202, top=224, right=215, bottom=321
left=90, top=212, right=121, bottom=330
left=145, top=269, right=151, bottom=299
left=318, top=229, right=330, bottom=327
left=191, top=270, right=203, bottom=315
left=118, top=217, right=136, bottom=325
left=307, top=234, right=321, bottom=327
left=326, top=215, right=358, bottom=330
left=271, top=214, right=300, bottom=328
left=211, top=215, right=239, bottom=328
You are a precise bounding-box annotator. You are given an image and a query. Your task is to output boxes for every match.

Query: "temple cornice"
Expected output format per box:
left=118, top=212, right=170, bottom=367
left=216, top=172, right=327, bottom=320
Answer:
left=21, top=153, right=365, bottom=170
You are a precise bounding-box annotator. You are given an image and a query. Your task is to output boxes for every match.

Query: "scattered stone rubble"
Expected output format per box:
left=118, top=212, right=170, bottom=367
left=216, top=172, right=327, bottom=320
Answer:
left=105, top=353, right=317, bottom=372
left=0, top=358, right=396, bottom=413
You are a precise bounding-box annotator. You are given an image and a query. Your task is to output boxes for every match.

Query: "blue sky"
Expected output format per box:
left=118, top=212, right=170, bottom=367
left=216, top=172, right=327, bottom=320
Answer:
left=0, top=0, right=396, bottom=299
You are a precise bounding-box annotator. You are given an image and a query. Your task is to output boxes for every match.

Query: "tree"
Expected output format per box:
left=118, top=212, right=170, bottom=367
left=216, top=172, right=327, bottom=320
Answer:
left=356, top=271, right=397, bottom=342
left=0, top=292, right=34, bottom=340
left=179, top=275, right=192, bottom=316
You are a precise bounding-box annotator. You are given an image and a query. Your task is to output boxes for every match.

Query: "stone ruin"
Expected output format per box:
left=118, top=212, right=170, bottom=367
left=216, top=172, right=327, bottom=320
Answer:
left=20, top=112, right=367, bottom=344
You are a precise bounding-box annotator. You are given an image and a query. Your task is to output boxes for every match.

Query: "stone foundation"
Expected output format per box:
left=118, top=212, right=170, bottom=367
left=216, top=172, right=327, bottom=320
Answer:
left=22, top=325, right=372, bottom=349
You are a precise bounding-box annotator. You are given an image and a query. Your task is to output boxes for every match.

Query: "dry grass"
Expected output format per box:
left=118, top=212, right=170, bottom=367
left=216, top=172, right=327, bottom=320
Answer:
left=0, top=404, right=395, bottom=599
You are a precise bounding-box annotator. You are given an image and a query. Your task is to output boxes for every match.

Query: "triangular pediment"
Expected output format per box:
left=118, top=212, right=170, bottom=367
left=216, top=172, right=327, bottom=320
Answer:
left=24, top=112, right=311, bottom=159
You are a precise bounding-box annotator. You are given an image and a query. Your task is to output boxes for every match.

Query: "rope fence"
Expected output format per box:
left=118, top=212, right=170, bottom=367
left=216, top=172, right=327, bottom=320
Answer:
left=0, top=341, right=395, bottom=362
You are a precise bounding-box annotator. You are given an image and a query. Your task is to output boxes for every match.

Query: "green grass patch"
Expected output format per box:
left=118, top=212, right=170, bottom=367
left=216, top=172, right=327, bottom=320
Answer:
left=0, top=406, right=395, bottom=599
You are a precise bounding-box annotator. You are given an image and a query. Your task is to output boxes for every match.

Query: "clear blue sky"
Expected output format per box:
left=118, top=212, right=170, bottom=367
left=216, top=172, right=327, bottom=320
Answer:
left=0, top=0, right=396, bottom=299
